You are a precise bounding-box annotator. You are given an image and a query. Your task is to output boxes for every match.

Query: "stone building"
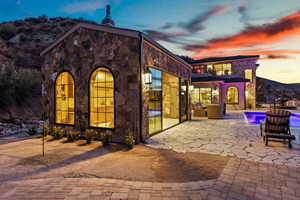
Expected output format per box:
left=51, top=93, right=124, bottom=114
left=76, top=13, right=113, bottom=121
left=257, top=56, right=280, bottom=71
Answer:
left=40, top=16, right=191, bottom=143
left=190, top=55, right=259, bottom=111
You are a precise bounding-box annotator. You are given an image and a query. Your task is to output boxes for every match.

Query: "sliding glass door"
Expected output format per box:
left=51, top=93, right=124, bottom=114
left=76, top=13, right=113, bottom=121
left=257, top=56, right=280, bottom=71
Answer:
left=148, top=68, right=162, bottom=134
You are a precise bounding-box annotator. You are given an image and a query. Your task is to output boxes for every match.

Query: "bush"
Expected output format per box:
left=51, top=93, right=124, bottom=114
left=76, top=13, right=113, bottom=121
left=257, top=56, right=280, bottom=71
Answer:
left=98, top=130, right=112, bottom=146
left=52, top=126, right=65, bottom=139
left=85, top=129, right=96, bottom=144
left=27, top=127, right=37, bottom=136
left=67, top=130, right=80, bottom=142
left=0, top=23, right=17, bottom=40
left=0, top=64, right=41, bottom=108
left=124, top=133, right=135, bottom=149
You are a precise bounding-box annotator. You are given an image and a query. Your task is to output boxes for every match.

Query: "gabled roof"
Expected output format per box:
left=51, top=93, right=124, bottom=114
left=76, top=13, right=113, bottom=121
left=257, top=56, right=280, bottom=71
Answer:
left=190, top=55, right=260, bottom=64
left=40, top=23, right=191, bottom=69
left=191, top=73, right=249, bottom=83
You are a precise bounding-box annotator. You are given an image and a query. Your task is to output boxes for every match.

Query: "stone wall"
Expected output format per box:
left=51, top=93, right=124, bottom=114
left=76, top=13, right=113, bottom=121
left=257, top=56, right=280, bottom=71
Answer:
left=141, top=41, right=191, bottom=140
left=231, top=58, right=258, bottom=109
left=42, top=27, right=141, bottom=143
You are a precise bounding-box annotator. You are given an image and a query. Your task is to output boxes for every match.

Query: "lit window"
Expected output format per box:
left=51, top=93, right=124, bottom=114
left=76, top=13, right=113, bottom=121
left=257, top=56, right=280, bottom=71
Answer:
left=245, top=69, right=253, bottom=82
left=213, top=63, right=232, bottom=75
left=55, top=72, right=75, bottom=125
left=90, top=67, right=114, bottom=128
left=227, top=87, right=239, bottom=104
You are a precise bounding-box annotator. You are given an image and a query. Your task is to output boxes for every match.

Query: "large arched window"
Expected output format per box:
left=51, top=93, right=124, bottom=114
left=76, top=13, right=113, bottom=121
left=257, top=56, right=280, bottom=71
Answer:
left=227, top=86, right=239, bottom=104
left=55, top=72, right=75, bottom=125
left=90, top=67, right=114, bottom=128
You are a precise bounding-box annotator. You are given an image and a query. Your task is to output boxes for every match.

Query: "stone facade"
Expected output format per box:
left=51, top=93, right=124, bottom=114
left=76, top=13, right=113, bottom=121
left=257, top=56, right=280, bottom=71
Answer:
left=141, top=41, right=191, bottom=140
left=41, top=23, right=191, bottom=144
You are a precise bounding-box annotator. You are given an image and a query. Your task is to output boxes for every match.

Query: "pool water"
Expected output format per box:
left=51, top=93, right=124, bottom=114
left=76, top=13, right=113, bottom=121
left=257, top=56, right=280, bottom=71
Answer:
left=244, top=111, right=300, bottom=127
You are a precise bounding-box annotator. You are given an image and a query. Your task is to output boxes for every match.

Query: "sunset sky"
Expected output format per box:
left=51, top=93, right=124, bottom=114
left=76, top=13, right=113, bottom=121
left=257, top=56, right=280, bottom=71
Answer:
left=1, top=0, right=300, bottom=83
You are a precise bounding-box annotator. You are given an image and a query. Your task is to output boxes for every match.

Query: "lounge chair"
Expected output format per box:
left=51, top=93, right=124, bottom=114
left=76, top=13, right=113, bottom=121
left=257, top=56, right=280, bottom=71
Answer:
left=207, top=104, right=223, bottom=119
left=260, top=109, right=295, bottom=148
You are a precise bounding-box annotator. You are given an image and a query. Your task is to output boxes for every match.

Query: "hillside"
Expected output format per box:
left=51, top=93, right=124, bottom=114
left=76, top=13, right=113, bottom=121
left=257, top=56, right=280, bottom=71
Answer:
left=256, top=77, right=300, bottom=104
left=0, top=16, right=96, bottom=122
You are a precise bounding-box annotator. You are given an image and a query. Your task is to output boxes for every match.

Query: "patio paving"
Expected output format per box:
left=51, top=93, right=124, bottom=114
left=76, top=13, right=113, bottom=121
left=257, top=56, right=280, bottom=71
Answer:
left=147, top=112, right=300, bottom=167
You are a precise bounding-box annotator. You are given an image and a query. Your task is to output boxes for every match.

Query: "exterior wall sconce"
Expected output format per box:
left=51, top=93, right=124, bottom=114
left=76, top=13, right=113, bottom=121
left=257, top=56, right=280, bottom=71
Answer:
left=144, top=67, right=152, bottom=85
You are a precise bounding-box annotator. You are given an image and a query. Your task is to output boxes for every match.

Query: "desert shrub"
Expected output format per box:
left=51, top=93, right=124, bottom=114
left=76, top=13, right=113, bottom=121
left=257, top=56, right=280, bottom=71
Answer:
left=124, top=132, right=135, bottom=149
left=0, top=23, right=17, bottom=40
left=52, top=126, right=65, bottom=139
left=85, top=129, right=96, bottom=144
left=67, top=130, right=80, bottom=142
left=97, top=130, right=112, bottom=146
left=27, top=127, right=37, bottom=136
left=0, top=64, right=41, bottom=108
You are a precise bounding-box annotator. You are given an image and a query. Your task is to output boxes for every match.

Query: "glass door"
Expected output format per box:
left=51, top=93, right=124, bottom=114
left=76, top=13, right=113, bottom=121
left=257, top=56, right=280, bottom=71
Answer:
left=148, top=68, right=162, bottom=134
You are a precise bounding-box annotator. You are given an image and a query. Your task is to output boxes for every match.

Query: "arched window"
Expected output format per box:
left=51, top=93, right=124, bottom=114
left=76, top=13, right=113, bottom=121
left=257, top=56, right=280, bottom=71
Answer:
left=55, top=72, right=75, bottom=125
left=227, top=86, right=239, bottom=104
left=90, top=67, right=114, bottom=128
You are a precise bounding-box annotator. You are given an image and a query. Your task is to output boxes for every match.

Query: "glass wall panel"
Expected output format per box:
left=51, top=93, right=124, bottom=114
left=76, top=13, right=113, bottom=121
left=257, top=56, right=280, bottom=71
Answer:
left=191, top=88, right=200, bottom=105
left=180, top=79, right=188, bottom=122
left=212, top=88, right=220, bottom=104
left=245, top=69, right=253, bottom=82
left=148, top=68, right=162, bottom=134
left=89, top=68, right=114, bottom=128
left=191, top=88, right=219, bottom=107
left=55, top=72, right=75, bottom=125
left=163, top=73, right=179, bottom=129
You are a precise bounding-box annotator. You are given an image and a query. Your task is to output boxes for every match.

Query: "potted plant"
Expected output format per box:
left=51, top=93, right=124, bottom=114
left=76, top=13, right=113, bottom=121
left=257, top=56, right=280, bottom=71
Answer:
left=124, top=132, right=135, bottom=149
left=98, top=130, right=112, bottom=146
left=67, top=130, right=80, bottom=142
left=52, top=126, right=65, bottom=139
left=85, top=129, right=96, bottom=144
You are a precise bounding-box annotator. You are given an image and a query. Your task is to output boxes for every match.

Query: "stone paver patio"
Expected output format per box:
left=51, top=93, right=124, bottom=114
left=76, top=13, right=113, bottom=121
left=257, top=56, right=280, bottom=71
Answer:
left=0, top=113, right=300, bottom=200
left=147, top=112, right=300, bottom=167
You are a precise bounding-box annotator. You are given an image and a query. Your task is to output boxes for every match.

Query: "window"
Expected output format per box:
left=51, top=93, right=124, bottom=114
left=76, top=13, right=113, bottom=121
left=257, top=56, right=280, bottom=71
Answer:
left=191, top=88, right=220, bottom=107
left=213, top=63, right=232, bottom=75
left=245, top=69, right=253, bottom=82
left=180, top=79, right=188, bottom=122
left=55, top=72, right=75, bottom=125
left=227, top=87, right=239, bottom=104
left=90, top=67, right=114, bottom=128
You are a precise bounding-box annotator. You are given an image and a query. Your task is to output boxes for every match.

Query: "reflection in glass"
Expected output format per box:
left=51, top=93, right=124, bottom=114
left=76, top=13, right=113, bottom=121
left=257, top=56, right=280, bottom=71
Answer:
left=148, top=68, right=162, bottom=134
left=163, top=73, right=179, bottom=129
left=90, top=68, right=114, bottom=128
left=55, top=72, right=75, bottom=125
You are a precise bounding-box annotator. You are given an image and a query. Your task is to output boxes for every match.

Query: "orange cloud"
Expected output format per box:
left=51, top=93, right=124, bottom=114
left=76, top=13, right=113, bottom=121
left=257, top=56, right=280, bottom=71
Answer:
left=185, top=11, right=300, bottom=58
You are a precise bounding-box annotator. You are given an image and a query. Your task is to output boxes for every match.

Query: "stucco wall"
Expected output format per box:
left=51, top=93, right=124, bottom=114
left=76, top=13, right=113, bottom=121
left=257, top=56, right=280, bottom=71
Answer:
left=221, top=82, right=245, bottom=110
left=42, top=27, right=141, bottom=143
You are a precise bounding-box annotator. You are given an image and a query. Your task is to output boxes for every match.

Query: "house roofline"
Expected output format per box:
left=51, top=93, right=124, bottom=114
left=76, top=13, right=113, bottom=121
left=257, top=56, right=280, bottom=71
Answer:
left=190, top=55, right=260, bottom=65
left=40, top=23, right=191, bottom=69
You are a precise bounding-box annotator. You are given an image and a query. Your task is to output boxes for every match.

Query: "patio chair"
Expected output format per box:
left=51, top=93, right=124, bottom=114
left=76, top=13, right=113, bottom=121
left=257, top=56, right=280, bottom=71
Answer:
left=261, top=109, right=295, bottom=148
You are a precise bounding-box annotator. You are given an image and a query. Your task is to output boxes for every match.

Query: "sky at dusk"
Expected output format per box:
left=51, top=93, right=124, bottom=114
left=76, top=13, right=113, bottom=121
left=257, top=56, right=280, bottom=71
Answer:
left=1, top=0, right=300, bottom=83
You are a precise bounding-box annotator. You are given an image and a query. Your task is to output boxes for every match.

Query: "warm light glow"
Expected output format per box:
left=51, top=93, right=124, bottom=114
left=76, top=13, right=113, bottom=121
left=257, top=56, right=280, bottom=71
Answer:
left=245, top=69, right=253, bottom=82
left=227, top=86, right=239, bottom=104
left=90, top=68, right=114, bottom=128
left=55, top=72, right=75, bottom=125
left=144, top=71, right=152, bottom=84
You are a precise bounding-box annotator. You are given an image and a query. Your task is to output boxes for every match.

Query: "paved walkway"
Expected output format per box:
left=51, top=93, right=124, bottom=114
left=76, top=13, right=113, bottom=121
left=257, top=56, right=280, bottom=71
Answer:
left=147, top=112, right=300, bottom=167
left=0, top=158, right=300, bottom=200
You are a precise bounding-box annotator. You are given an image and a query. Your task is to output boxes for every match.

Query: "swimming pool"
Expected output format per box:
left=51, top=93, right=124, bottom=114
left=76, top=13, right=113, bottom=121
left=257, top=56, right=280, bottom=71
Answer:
left=244, top=111, right=300, bottom=127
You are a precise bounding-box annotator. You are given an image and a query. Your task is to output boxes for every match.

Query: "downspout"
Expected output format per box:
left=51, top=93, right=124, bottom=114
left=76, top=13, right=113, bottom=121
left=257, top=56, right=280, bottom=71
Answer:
left=138, top=32, right=144, bottom=143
